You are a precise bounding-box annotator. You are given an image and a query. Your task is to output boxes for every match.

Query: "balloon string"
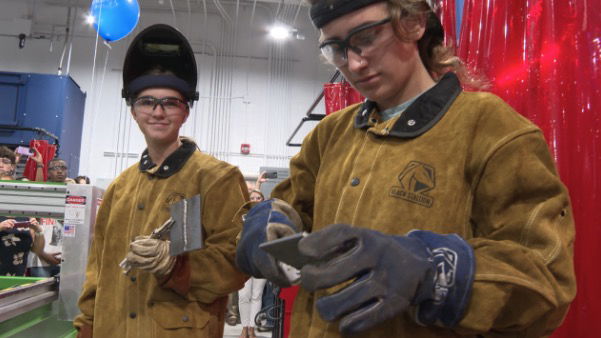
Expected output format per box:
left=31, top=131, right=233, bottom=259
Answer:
left=169, top=0, right=177, bottom=28
left=86, top=1, right=102, bottom=178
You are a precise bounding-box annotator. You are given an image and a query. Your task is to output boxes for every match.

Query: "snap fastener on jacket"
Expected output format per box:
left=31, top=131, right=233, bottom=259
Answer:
left=130, top=276, right=136, bottom=282
left=182, top=315, right=189, bottom=322
left=129, top=312, right=137, bottom=319
left=351, top=177, right=360, bottom=186
left=137, top=202, right=144, bottom=210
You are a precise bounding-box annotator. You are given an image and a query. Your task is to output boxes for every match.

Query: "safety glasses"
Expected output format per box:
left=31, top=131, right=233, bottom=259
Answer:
left=132, top=96, right=189, bottom=116
left=319, top=17, right=392, bottom=67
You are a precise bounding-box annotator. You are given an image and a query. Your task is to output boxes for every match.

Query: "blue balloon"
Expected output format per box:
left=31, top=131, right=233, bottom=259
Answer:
left=90, top=0, right=140, bottom=42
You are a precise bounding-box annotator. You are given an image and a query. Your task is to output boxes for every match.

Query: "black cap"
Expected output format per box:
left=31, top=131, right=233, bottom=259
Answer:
left=310, top=0, right=386, bottom=29
left=122, top=24, right=199, bottom=103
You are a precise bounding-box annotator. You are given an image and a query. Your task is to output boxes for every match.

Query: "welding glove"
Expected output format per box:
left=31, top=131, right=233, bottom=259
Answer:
left=236, top=199, right=303, bottom=287
left=125, top=236, right=176, bottom=279
left=298, top=224, right=475, bottom=335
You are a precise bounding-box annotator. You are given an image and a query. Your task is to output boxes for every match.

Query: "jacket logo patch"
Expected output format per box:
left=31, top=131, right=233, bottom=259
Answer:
left=390, top=161, right=435, bottom=207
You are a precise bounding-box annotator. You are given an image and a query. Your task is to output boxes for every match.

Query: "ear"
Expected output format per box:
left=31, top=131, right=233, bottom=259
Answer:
left=130, top=106, right=138, bottom=120
left=397, top=13, right=427, bottom=41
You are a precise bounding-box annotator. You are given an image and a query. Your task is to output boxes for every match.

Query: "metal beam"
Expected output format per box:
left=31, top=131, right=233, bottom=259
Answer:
left=0, top=181, right=66, bottom=219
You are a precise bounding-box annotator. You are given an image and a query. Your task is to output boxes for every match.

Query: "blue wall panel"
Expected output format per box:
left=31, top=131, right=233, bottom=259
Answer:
left=0, top=72, right=86, bottom=178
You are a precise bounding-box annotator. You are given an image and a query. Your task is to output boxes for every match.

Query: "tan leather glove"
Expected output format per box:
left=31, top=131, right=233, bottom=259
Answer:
left=124, top=236, right=176, bottom=278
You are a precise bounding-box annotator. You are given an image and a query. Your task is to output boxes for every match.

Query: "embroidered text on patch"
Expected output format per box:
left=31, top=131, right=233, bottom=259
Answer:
left=390, top=161, right=435, bottom=207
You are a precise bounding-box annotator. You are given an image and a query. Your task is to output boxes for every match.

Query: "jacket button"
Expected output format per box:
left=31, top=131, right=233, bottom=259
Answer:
left=137, top=202, right=144, bottom=210
left=351, top=177, right=360, bottom=186
left=129, top=312, right=137, bottom=319
left=182, top=315, right=189, bottom=322
left=130, top=276, right=136, bottom=282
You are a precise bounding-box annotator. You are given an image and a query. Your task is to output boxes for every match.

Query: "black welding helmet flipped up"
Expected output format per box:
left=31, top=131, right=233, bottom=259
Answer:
left=122, top=24, right=199, bottom=104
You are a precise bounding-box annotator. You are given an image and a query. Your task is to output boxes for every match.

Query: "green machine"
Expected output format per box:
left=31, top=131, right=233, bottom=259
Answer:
left=0, top=181, right=103, bottom=337
left=0, top=276, right=74, bottom=338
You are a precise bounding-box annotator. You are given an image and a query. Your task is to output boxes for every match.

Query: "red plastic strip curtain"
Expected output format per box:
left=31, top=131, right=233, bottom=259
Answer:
left=437, top=0, right=457, bottom=47
left=323, top=82, right=364, bottom=115
left=458, top=1, right=601, bottom=336
left=23, top=140, right=56, bottom=181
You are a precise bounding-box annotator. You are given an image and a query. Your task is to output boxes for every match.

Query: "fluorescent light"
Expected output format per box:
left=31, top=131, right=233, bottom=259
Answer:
left=269, top=25, right=291, bottom=40
left=85, top=13, right=95, bottom=25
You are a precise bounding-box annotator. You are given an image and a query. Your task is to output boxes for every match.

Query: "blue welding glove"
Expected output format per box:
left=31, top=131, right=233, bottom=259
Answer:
left=236, top=199, right=303, bottom=287
left=298, top=224, right=475, bottom=335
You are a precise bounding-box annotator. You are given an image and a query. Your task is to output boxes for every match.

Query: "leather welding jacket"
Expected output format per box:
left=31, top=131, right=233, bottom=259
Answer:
left=74, top=138, right=248, bottom=337
left=271, top=73, right=576, bottom=337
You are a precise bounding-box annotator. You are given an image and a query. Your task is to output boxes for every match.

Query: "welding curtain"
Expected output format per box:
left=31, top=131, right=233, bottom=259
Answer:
left=23, top=140, right=56, bottom=181
left=449, top=0, right=601, bottom=336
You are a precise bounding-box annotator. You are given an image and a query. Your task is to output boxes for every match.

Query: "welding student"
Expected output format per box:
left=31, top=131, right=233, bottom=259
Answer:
left=236, top=0, right=576, bottom=337
left=74, top=24, right=248, bottom=337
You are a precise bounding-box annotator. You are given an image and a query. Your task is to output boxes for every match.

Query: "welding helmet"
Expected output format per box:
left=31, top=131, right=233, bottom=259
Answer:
left=122, top=24, right=199, bottom=104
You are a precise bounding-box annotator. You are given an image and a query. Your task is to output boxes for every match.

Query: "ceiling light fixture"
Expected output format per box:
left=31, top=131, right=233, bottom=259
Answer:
left=85, top=13, right=96, bottom=25
left=269, top=24, right=291, bottom=40
left=268, top=22, right=305, bottom=41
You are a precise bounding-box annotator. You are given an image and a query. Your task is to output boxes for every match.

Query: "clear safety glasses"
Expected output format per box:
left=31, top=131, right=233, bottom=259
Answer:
left=319, top=18, right=392, bottom=67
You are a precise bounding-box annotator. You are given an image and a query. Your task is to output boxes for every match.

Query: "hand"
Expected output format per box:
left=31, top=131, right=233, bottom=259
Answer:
left=236, top=199, right=303, bottom=287
left=255, top=172, right=267, bottom=190
left=39, top=251, right=61, bottom=265
left=124, top=236, right=176, bottom=278
left=298, top=224, right=475, bottom=333
left=298, top=224, right=434, bottom=335
left=31, top=147, right=43, bottom=165
left=0, top=219, right=16, bottom=231
left=28, top=218, right=42, bottom=233
left=46, top=252, right=61, bottom=265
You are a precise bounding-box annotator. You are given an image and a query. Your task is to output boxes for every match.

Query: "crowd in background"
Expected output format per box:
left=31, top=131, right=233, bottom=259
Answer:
left=0, top=144, right=89, bottom=277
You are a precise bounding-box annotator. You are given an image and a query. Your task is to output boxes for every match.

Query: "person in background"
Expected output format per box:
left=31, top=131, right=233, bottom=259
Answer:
left=46, top=158, right=75, bottom=184
left=236, top=0, right=576, bottom=337
left=252, top=185, right=276, bottom=334
left=0, top=218, right=44, bottom=276
left=27, top=157, right=73, bottom=277
left=74, top=24, right=248, bottom=337
left=246, top=172, right=267, bottom=193
left=0, top=146, right=19, bottom=180
left=0, top=147, right=45, bottom=276
left=249, top=189, right=264, bottom=203
left=238, top=189, right=266, bottom=338
left=27, top=146, right=46, bottom=181
left=74, top=176, right=90, bottom=184
left=27, top=216, right=62, bottom=277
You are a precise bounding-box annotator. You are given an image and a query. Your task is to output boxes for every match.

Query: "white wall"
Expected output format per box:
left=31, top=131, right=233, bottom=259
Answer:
left=0, top=0, right=335, bottom=184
